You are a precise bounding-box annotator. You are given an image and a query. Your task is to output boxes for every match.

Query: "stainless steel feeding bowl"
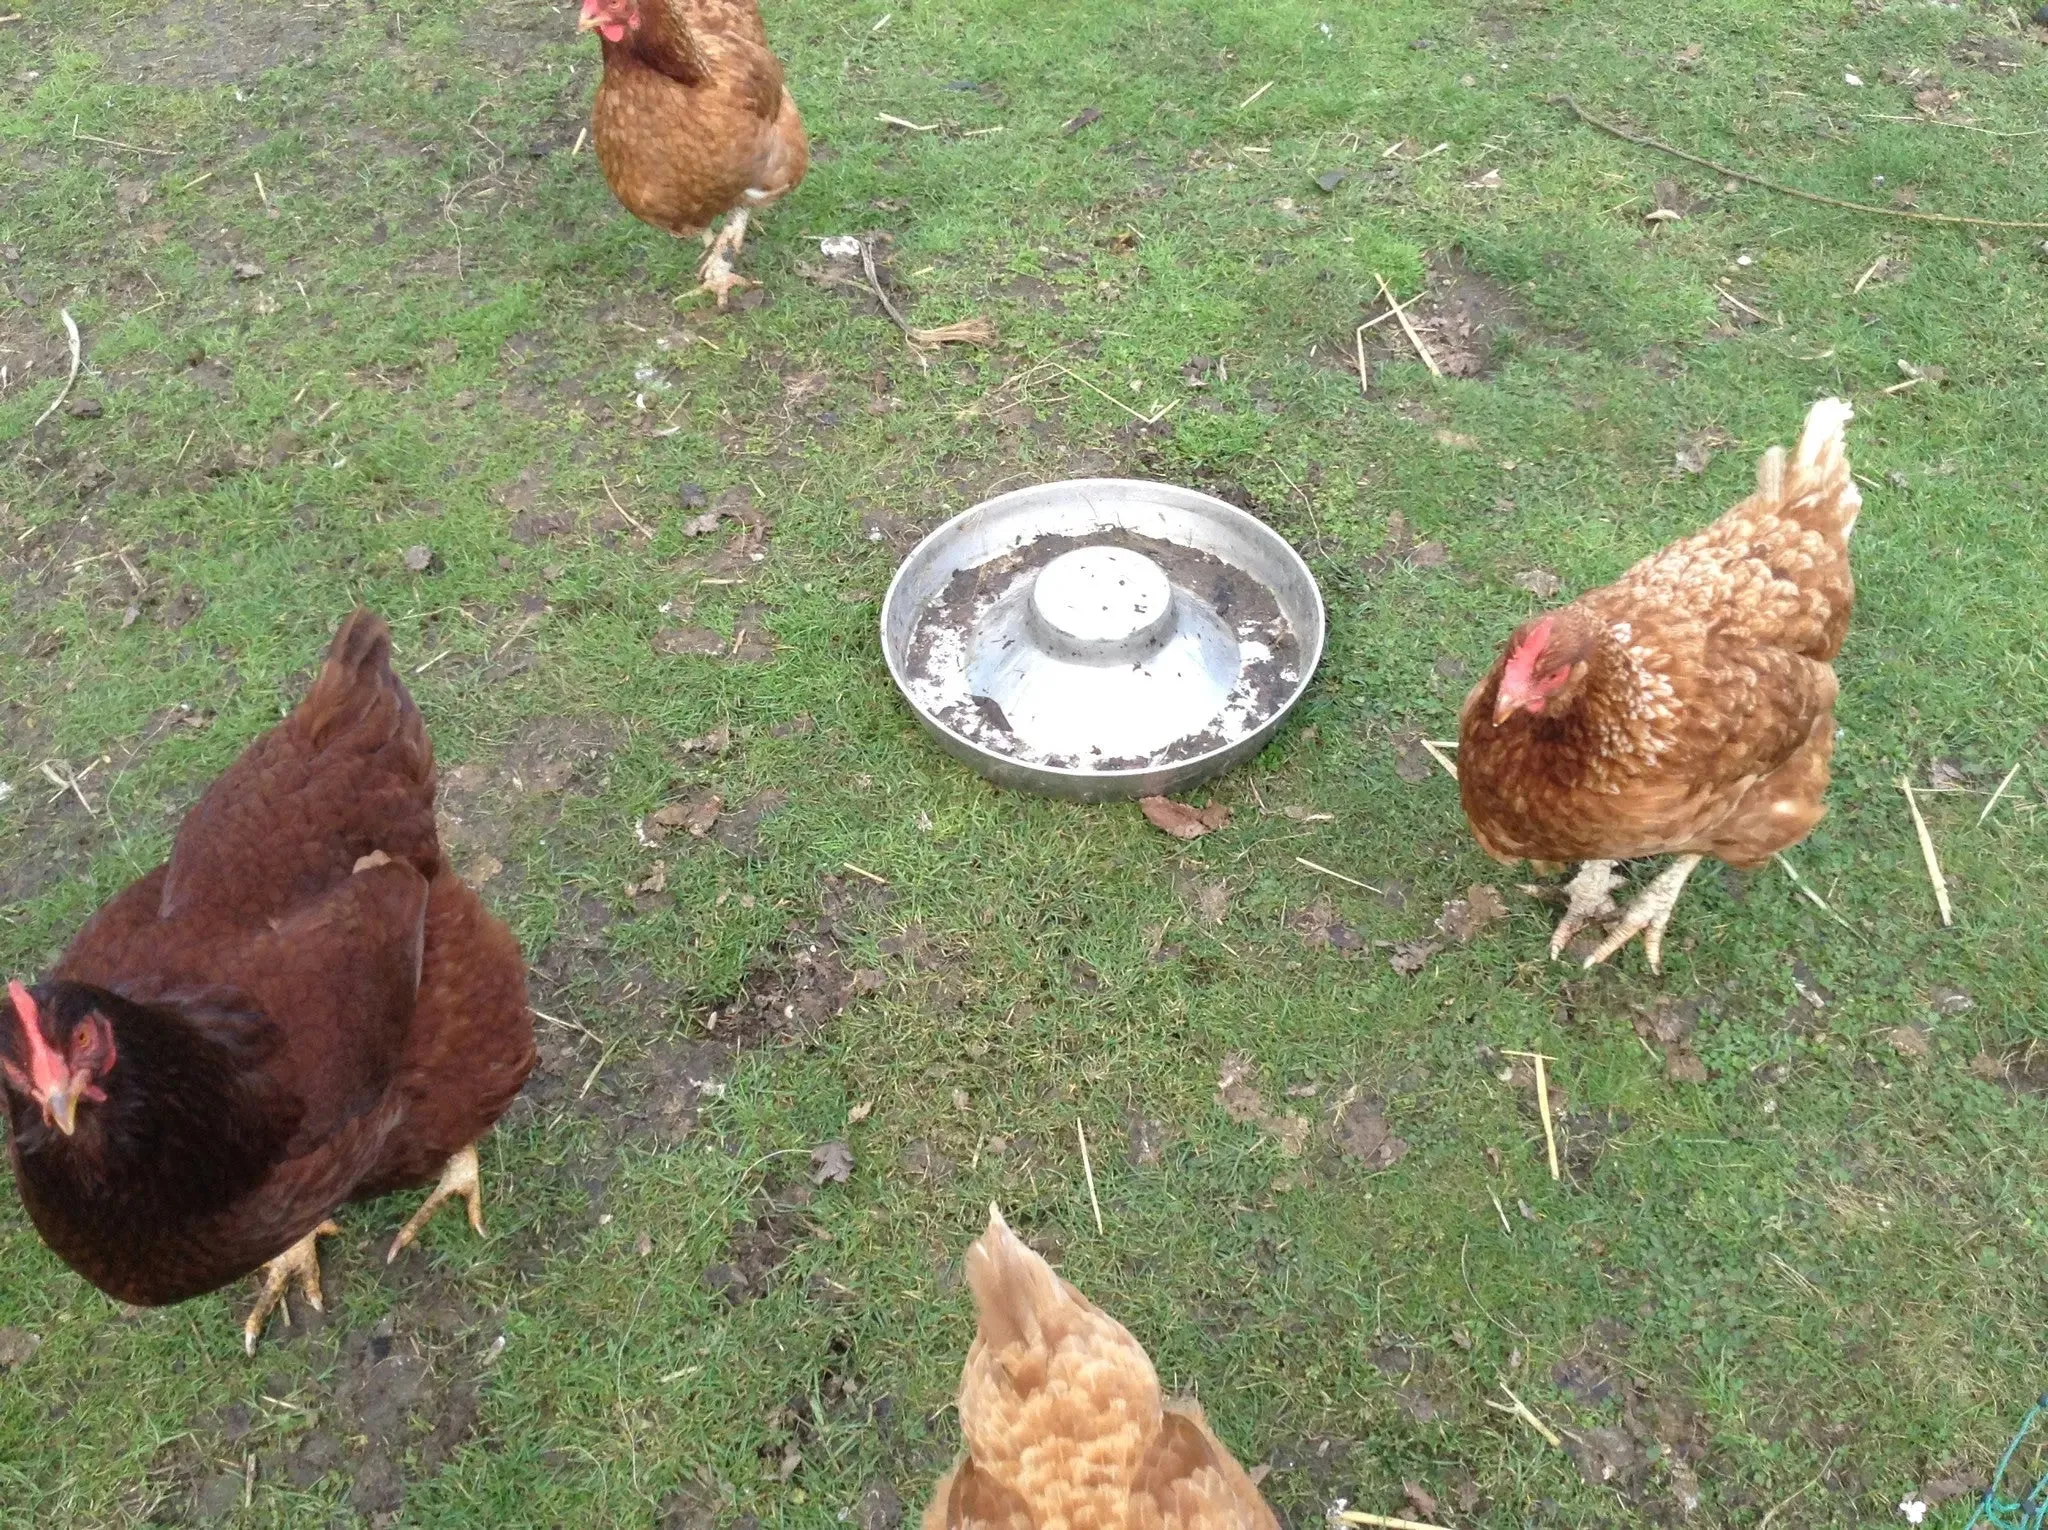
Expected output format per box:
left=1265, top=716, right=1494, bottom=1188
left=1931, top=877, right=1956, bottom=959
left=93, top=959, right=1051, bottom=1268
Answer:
left=880, top=479, right=1326, bottom=801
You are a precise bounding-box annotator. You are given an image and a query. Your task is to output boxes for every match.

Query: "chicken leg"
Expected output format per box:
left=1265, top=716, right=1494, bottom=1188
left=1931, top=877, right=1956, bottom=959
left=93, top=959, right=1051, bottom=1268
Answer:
left=386, top=1143, right=487, bottom=1263
left=1547, top=860, right=1623, bottom=959
left=694, top=208, right=755, bottom=307
left=243, top=1219, right=343, bottom=1355
left=1583, top=854, right=1704, bottom=974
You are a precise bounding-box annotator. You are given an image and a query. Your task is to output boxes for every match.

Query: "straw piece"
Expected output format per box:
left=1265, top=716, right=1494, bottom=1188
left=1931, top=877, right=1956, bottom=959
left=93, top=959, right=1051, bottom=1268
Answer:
left=1417, top=739, right=1459, bottom=781
left=1295, top=857, right=1382, bottom=894
left=1502, top=1050, right=1559, bottom=1180
left=1373, top=271, right=1441, bottom=377
left=1077, top=1122, right=1104, bottom=1235
left=1978, top=762, right=2022, bottom=826
left=1899, top=776, right=1954, bottom=926
left=1487, top=1382, right=1563, bottom=1449
left=1335, top=1513, right=1453, bottom=1530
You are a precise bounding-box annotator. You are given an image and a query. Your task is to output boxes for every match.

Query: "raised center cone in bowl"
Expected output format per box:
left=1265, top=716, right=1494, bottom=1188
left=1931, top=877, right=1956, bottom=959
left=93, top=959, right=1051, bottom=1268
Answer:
left=1028, top=545, right=1175, bottom=662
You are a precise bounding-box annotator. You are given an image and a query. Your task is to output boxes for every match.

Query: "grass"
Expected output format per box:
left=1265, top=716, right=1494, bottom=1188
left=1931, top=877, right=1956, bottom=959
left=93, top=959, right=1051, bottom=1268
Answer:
left=3, top=0, right=2048, bottom=1524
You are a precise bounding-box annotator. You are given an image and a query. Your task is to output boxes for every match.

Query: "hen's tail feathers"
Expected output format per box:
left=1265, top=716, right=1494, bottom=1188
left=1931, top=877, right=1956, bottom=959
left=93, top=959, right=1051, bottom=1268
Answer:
left=1775, top=396, right=1860, bottom=545
left=298, top=609, right=428, bottom=762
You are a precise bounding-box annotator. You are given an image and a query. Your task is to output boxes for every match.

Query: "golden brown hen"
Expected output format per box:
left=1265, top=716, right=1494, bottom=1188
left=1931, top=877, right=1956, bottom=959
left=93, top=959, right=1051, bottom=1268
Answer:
left=577, top=0, right=808, bottom=305
left=1457, top=398, right=1861, bottom=971
left=924, top=1206, right=1279, bottom=1530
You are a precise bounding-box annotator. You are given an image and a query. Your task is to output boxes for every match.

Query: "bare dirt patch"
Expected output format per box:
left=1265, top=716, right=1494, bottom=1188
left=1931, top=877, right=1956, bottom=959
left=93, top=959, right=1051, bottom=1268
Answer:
left=102, top=0, right=344, bottom=86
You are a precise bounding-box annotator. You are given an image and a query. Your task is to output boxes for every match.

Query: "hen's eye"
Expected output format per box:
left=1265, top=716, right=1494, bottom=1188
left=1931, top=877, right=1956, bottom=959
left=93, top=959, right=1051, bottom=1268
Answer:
left=72, top=1023, right=92, bottom=1051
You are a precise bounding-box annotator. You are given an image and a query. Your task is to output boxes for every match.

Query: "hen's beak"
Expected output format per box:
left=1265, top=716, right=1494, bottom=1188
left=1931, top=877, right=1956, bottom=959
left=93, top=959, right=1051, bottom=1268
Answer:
left=576, top=10, right=600, bottom=30
left=1491, top=684, right=1526, bottom=728
left=43, top=1081, right=78, bottom=1136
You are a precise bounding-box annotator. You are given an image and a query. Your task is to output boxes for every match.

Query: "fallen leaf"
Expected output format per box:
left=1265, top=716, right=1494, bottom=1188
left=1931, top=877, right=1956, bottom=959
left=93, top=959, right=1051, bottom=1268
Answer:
left=1664, top=1045, right=1709, bottom=1084
left=1927, top=758, right=1971, bottom=790
left=1675, top=442, right=1714, bottom=475
left=846, top=1101, right=873, bottom=1125
left=1291, top=899, right=1365, bottom=952
left=1631, top=997, right=1699, bottom=1046
left=810, top=1140, right=855, bottom=1185
left=681, top=794, right=723, bottom=836
left=1265, top=1115, right=1310, bottom=1156
left=1216, top=1052, right=1267, bottom=1124
left=1062, top=106, right=1102, bottom=135
left=1672, top=42, right=1705, bottom=68
left=1465, top=168, right=1503, bottom=189
left=1404, top=1482, right=1441, bottom=1518
left=1313, top=168, right=1352, bottom=193
left=0, top=1328, right=41, bottom=1369
left=1514, top=568, right=1563, bottom=598
left=677, top=724, right=731, bottom=756
left=1139, top=796, right=1231, bottom=840
left=230, top=260, right=265, bottom=281
left=1336, top=1097, right=1410, bottom=1170
left=1887, top=1025, right=1932, bottom=1059
left=1436, top=883, right=1508, bottom=944
left=631, top=861, right=668, bottom=896
left=1388, top=939, right=1440, bottom=976
left=1930, top=984, right=1975, bottom=1014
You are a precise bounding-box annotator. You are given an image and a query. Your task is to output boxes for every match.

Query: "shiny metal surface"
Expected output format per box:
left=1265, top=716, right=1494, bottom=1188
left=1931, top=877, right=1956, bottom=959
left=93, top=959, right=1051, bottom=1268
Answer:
left=880, top=479, right=1326, bottom=801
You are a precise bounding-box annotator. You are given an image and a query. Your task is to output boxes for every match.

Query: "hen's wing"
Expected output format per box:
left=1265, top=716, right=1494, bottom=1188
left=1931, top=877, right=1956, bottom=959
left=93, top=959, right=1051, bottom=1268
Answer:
left=158, top=610, right=436, bottom=928
left=352, top=867, right=535, bottom=1199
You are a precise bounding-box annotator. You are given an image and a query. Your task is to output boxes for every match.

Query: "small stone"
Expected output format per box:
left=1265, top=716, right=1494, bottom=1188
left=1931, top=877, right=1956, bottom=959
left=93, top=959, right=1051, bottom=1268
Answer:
left=66, top=397, right=104, bottom=419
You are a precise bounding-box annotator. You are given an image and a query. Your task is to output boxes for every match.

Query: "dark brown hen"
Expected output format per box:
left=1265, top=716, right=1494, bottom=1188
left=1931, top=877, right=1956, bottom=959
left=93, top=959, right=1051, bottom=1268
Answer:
left=2, top=611, right=534, bottom=1351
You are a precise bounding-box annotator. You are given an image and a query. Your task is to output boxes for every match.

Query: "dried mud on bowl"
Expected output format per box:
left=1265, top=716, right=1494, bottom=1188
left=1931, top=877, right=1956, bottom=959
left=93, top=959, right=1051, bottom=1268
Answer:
left=899, top=528, right=1302, bottom=770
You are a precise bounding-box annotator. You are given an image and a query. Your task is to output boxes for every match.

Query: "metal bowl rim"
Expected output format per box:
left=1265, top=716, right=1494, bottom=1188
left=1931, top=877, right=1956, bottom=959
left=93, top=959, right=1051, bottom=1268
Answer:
left=879, top=477, right=1327, bottom=785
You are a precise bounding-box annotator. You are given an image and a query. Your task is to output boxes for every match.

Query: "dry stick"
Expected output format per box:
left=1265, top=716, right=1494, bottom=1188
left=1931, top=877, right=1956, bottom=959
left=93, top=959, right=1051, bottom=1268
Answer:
left=1076, top=1122, right=1104, bottom=1234
left=1714, top=283, right=1777, bottom=326
left=1351, top=296, right=1414, bottom=396
left=1335, top=1513, right=1452, bottom=1530
left=858, top=239, right=995, bottom=349
left=1488, top=1189, right=1512, bottom=1236
left=1503, top=1050, right=1559, bottom=1181
left=1772, top=852, right=1857, bottom=935
left=1978, top=762, right=2023, bottom=826
left=1851, top=256, right=1887, bottom=295
left=30, top=309, right=81, bottom=432
left=842, top=861, right=889, bottom=885
left=70, top=116, right=175, bottom=156
left=1373, top=271, right=1441, bottom=377
left=1899, top=776, right=1954, bottom=926
left=600, top=477, right=654, bottom=538
left=1555, top=94, right=2048, bottom=232
left=1487, top=1382, right=1563, bottom=1449
left=876, top=113, right=939, bottom=132
left=1235, top=80, right=1274, bottom=111
left=1295, top=857, right=1382, bottom=894
left=1417, top=738, right=1459, bottom=781
left=1867, top=113, right=2048, bottom=139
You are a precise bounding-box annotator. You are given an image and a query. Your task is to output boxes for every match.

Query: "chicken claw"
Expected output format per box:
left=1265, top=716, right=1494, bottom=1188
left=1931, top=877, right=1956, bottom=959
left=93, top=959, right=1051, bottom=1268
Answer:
left=693, top=208, right=755, bottom=307
left=1583, top=854, right=1704, bottom=974
left=244, top=1219, right=342, bottom=1355
left=386, top=1143, right=486, bottom=1263
left=1548, top=860, right=1622, bottom=959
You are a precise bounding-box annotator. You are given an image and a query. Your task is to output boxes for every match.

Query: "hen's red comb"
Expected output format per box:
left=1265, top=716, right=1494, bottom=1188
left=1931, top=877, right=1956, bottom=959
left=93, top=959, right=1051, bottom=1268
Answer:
left=6, top=980, right=68, bottom=1094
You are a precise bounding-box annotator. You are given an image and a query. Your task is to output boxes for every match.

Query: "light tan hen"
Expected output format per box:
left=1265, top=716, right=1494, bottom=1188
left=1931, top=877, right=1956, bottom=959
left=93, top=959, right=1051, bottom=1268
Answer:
left=924, top=1206, right=1279, bottom=1530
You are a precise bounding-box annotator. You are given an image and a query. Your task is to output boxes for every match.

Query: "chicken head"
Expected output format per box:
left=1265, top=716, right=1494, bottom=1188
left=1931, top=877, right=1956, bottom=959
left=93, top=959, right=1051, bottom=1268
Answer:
left=577, top=0, right=640, bottom=44
left=2, top=981, right=117, bottom=1138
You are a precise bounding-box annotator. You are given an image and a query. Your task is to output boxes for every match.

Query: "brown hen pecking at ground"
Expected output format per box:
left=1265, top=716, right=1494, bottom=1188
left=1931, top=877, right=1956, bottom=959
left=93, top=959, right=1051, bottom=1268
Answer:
left=1, top=611, right=535, bottom=1352
left=1457, top=398, right=1861, bottom=972
left=924, top=1206, right=1279, bottom=1530
left=577, top=0, right=808, bottom=306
